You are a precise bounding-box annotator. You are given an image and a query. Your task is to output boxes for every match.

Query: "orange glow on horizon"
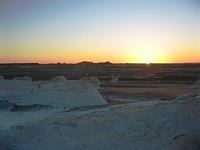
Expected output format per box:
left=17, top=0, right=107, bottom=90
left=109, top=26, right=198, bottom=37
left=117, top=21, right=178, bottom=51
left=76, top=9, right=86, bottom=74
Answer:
left=1, top=39, right=200, bottom=64
left=1, top=47, right=200, bottom=64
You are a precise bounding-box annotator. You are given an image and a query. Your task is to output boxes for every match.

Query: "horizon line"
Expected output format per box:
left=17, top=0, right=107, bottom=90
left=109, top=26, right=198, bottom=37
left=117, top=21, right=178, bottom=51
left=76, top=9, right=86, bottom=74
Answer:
left=1, top=61, right=200, bottom=65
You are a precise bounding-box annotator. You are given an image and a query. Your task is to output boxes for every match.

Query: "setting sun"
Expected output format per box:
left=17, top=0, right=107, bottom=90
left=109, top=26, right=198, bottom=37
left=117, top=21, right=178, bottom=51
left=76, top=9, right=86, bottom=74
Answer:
left=136, top=49, right=156, bottom=64
left=135, top=49, right=166, bottom=64
left=128, top=42, right=168, bottom=64
left=0, top=0, right=200, bottom=149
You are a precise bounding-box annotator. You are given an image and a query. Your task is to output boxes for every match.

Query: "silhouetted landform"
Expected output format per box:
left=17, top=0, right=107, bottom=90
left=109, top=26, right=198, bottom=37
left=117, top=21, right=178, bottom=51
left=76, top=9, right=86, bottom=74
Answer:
left=0, top=63, right=200, bottom=83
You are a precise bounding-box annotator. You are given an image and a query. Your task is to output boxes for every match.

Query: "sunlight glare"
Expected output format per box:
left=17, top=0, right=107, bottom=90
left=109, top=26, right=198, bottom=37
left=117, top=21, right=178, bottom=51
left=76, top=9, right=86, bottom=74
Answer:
left=132, top=44, right=167, bottom=64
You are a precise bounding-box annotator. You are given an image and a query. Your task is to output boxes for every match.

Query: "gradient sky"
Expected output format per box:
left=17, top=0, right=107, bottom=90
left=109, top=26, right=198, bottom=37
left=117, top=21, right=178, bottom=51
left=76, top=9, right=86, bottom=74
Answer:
left=0, top=0, right=200, bottom=63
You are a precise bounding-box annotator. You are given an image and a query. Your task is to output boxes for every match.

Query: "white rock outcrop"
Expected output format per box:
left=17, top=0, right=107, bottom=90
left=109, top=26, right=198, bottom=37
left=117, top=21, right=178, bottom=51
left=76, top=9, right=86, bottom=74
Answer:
left=88, top=77, right=101, bottom=89
left=80, top=77, right=101, bottom=89
left=13, top=76, right=32, bottom=81
left=0, top=79, right=106, bottom=109
left=50, top=76, right=66, bottom=82
left=3, top=95, right=200, bottom=150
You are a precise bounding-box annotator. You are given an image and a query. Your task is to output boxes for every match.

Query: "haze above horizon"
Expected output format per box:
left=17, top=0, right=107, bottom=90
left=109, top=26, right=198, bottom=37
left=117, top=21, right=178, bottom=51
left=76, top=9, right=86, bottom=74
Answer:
left=0, top=0, right=200, bottom=63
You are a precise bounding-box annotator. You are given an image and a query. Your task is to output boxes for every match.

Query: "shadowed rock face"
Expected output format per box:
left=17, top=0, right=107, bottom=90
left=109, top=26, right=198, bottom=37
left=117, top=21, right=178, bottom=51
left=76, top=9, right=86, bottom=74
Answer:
left=0, top=100, right=15, bottom=111
left=10, top=104, right=53, bottom=112
left=172, top=135, right=200, bottom=150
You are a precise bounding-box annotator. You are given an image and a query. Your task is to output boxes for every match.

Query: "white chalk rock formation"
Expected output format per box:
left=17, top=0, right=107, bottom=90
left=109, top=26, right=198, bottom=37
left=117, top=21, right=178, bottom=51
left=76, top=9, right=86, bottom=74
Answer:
left=110, top=75, right=119, bottom=83
left=50, top=76, right=66, bottom=82
left=13, top=76, right=32, bottom=81
left=88, top=77, right=101, bottom=89
left=80, top=77, right=101, bottom=89
left=4, top=95, right=200, bottom=150
left=0, top=79, right=106, bottom=108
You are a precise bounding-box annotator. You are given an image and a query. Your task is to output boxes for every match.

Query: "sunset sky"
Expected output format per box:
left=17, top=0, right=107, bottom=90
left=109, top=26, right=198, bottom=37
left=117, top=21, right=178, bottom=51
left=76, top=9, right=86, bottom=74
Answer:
left=0, top=0, right=200, bottom=63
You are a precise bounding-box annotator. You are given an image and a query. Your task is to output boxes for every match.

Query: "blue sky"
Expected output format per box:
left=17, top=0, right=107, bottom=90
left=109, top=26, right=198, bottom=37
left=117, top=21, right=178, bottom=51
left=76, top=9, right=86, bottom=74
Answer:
left=0, top=0, right=199, bottom=63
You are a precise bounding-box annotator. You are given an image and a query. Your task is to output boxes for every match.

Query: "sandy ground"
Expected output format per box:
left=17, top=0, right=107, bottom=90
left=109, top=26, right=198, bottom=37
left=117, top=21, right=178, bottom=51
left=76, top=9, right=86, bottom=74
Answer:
left=0, top=78, right=200, bottom=150
left=101, top=83, right=200, bottom=102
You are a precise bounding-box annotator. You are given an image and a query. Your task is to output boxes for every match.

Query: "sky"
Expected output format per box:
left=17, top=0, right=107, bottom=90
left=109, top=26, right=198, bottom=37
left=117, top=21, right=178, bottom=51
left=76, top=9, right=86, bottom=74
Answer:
left=0, top=0, right=200, bottom=63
